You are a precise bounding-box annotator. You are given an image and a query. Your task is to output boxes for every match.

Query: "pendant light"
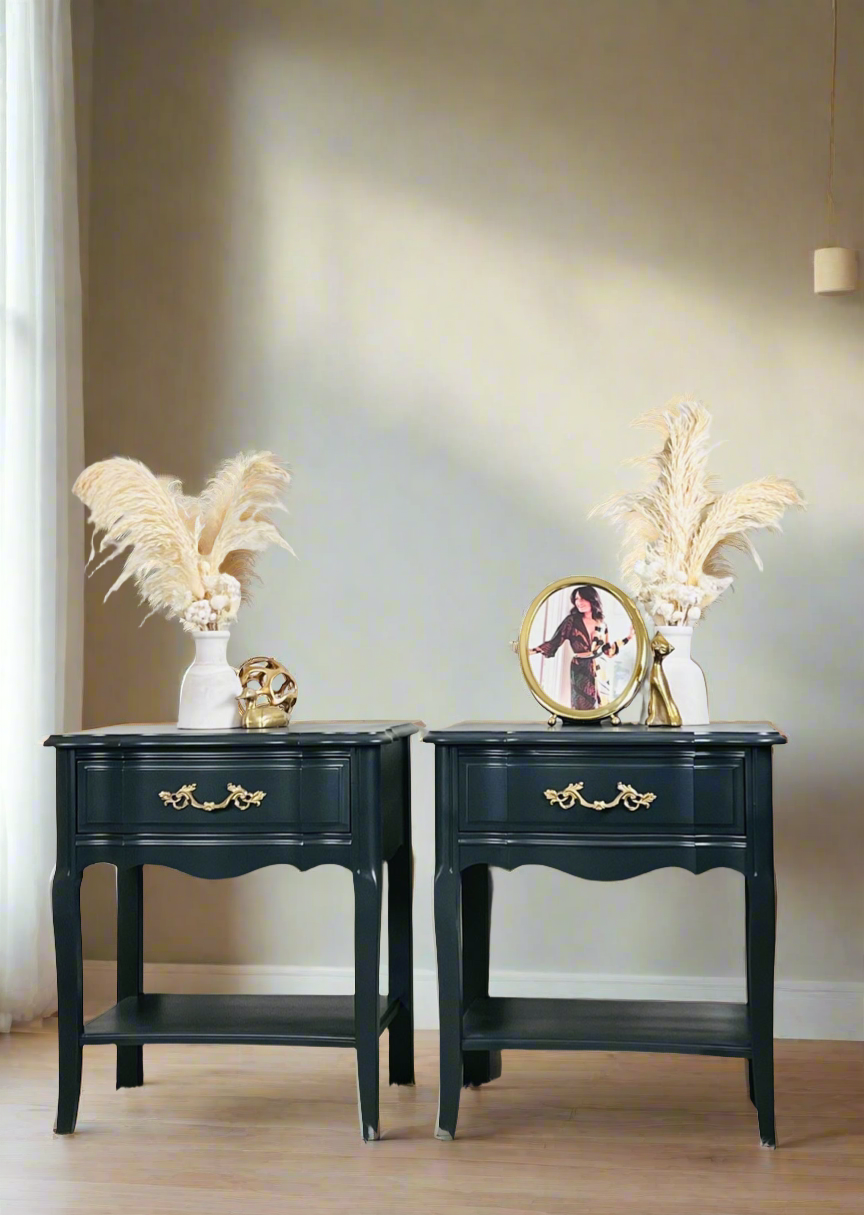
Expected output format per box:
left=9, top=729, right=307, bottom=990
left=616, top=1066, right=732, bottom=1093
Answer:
left=813, top=0, right=858, bottom=294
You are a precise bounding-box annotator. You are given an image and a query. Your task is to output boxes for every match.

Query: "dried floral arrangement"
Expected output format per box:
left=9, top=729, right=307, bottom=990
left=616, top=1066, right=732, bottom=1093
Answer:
left=590, top=400, right=804, bottom=627
left=73, top=451, right=292, bottom=632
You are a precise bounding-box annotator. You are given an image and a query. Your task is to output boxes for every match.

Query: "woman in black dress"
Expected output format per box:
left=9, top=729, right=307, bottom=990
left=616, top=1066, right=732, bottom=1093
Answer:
left=531, top=585, right=634, bottom=710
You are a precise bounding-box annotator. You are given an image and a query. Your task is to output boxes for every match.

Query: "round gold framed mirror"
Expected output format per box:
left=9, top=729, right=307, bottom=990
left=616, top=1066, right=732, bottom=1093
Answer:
left=518, top=576, right=649, bottom=723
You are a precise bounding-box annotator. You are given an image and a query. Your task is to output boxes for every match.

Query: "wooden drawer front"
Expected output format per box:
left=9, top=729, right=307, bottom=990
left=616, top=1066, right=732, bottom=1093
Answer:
left=460, top=750, right=698, bottom=834
left=77, top=752, right=351, bottom=834
left=693, top=751, right=745, bottom=832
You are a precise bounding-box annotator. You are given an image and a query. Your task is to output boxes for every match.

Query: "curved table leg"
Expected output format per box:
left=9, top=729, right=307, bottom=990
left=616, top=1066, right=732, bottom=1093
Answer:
left=434, top=864, right=462, bottom=1139
left=387, top=843, right=415, bottom=1086
left=354, top=864, right=382, bottom=1142
left=747, top=872, right=777, bottom=1147
left=387, top=739, right=415, bottom=1086
left=461, top=864, right=502, bottom=1087
left=52, top=868, right=83, bottom=1134
left=116, top=865, right=144, bottom=1089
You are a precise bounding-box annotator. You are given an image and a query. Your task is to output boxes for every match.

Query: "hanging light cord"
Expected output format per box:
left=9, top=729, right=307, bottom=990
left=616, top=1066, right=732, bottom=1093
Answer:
left=826, top=0, right=838, bottom=243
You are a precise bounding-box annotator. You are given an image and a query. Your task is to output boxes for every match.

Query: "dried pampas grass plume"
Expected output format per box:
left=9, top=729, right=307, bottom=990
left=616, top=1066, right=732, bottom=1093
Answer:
left=73, top=451, right=293, bottom=631
left=590, top=399, right=805, bottom=626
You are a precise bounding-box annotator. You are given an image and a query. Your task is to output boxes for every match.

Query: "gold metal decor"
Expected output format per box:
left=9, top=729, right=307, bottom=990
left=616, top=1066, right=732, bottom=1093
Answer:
left=645, top=633, right=682, bottom=727
left=544, top=781, right=656, bottom=813
left=158, top=783, right=267, bottom=812
left=518, top=576, right=649, bottom=724
left=237, top=656, right=297, bottom=729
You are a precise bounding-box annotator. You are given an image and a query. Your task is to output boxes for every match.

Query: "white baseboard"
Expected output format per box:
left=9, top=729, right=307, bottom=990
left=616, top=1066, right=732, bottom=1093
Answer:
left=83, top=960, right=863, bottom=1041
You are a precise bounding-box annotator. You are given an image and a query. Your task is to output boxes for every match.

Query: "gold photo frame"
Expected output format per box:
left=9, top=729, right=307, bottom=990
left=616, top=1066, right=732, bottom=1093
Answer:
left=518, top=576, right=649, bottom=723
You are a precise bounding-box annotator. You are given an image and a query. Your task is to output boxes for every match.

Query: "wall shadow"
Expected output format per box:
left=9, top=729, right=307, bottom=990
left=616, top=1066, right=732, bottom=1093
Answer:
left=80, top=0, right=863, bottom=986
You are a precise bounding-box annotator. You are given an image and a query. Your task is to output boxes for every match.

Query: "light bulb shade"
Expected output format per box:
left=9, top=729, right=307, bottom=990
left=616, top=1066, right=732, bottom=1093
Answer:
left=813, top=247, right=858, bottom=294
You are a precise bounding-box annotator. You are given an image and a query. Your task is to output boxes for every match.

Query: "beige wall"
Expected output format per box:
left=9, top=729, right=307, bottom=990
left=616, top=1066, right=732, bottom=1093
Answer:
left=80, top=0, right=863, bottom=997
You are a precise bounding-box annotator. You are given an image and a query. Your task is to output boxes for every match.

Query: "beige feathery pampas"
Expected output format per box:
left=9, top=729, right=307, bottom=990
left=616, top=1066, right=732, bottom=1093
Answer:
left=590, top=400, right=805, bottom=626
left=73, top=452, right=293, bottom=632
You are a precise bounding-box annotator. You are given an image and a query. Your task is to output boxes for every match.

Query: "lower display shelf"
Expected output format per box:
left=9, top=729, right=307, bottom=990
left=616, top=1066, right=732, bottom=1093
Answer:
left=82, top=993, right=401, bottom=1048
left=462, top=997, right=751, bottom=1057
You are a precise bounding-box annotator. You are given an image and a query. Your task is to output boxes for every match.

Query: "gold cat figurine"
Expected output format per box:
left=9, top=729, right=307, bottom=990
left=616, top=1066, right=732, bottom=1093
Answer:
left=646, top=633, right=682, bottom=727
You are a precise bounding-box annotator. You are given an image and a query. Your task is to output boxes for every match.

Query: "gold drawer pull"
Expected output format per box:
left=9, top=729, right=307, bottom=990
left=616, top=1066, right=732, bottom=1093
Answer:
left=158, top=783, right=267, bottom=812
left=544, top=781, right=656, bottom=813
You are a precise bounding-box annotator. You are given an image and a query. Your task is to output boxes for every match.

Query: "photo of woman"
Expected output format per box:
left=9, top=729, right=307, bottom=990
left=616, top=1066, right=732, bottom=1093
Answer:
left=529, top=584, right=635, bottom=711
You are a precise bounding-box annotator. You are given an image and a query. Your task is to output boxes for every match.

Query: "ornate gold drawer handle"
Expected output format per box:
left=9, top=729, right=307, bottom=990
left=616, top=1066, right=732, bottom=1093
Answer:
left=158, top=783, right=267, bottom=812
left=544, top=781, right=656, bottom=813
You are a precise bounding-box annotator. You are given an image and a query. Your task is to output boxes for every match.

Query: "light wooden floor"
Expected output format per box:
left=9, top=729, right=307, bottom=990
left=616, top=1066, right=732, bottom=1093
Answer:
left=1, top=1024, right=862, bottom=1214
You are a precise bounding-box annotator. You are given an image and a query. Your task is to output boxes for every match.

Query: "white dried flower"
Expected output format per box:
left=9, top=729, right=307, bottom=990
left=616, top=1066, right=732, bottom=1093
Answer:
left=589, top=400, right=804, bottom=628
left=184, top=599, right=216, bottom=630
left=73, top=451, right=294, bottom=633
left=204, top=573, right=241, bottom=627
left=203, top=570, right=241, bottom=598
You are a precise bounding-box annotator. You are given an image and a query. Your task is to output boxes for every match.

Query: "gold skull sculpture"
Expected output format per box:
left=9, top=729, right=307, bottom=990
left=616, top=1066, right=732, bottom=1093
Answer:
left=236, top=656, right=298, bottom=728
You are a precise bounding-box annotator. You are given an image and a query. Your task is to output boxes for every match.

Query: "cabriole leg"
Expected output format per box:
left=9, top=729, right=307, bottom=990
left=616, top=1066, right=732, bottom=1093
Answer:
left=434, top=865, right=462, bottom=1139
left=52, top=868, right=83, bottom=1134
left=461, top=864, right=501, bottom=1088
left=354, top=865, right=382, bottom=1142
left=746, top=872, right=777, bottom=1147
left=116, top=865, right=144, bottom=1088
left=387, top=842, right=414, bottom=1085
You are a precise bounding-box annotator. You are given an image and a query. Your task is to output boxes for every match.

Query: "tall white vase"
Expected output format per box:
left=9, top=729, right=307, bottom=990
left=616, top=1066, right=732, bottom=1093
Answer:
left=177, top=631, right=242, bottom=729
left=650, top=625, right=709, bottom=725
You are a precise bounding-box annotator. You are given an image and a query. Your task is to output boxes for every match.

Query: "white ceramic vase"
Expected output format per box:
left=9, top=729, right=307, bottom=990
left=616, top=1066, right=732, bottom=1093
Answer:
left=642, top=625, right=709, bottom=725
left=177, top=631, right=242, bottom=730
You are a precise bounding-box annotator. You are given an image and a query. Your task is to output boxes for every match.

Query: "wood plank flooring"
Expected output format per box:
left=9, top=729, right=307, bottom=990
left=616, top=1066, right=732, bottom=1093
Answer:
left=1, top=1023, right=862, bottom=1214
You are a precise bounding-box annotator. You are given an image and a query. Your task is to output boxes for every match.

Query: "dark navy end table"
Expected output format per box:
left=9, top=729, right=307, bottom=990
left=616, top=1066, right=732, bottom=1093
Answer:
left=427, top=721, right=784, bottom=1146
left=46, top=721, right=418, bottom=1141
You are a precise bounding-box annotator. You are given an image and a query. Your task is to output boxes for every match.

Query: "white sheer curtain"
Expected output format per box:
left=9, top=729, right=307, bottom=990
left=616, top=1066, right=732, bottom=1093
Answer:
left=0, top=0, right=84, bottom=1031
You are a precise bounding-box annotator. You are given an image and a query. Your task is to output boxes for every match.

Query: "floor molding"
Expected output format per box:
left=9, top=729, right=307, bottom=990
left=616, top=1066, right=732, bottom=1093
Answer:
left=83, top=960, right=863, bottom=1040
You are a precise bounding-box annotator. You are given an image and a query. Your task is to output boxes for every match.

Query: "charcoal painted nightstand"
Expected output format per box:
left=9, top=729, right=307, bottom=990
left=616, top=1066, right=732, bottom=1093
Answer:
left=427, top=721, right=785, bottom=1146
left=46, top=721, right=418, bottom=1141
